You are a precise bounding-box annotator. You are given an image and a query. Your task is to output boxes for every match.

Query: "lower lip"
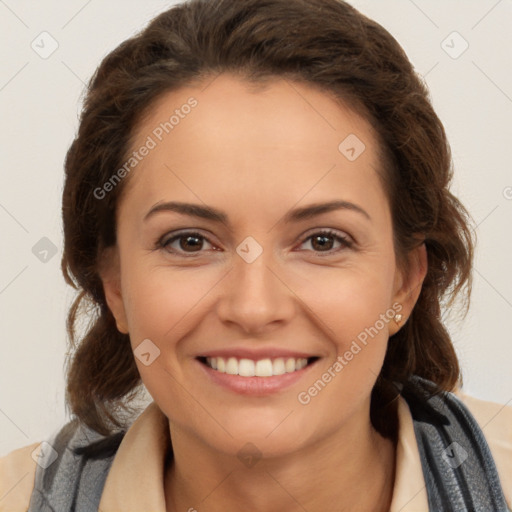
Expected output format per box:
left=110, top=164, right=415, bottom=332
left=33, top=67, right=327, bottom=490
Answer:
left=196, top=359, right=317, bottom=395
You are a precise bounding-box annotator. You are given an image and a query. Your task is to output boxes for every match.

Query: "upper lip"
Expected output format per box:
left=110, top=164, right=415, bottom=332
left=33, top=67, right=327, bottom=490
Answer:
left=196, top=347, right=319, bottom=360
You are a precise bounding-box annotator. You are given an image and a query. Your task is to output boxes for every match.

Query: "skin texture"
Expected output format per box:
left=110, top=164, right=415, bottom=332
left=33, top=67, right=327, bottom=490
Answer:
left=102, top=74, right=427, bottom=512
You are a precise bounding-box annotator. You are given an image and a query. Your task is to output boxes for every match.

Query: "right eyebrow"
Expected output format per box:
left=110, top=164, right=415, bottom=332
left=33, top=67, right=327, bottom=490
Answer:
left=144, top=201, right=228, bottom=223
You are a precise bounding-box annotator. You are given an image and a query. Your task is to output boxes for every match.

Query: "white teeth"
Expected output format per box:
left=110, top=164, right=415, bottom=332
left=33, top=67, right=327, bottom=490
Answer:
left=297, top=358, right=307, bottom=370
left=285, top=358, right=296, bottom=373
left=226, top=357, right=238, bottom=375
left=238, top=358, right=255, bottom=377
left=272, top=358, right=286, bottom=375
left=204, top=356, right=310, bottom=377
left=255, top=358, right=273, bottom=377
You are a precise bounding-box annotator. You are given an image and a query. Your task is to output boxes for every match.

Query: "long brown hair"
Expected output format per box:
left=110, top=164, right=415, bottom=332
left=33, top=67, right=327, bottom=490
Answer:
left=62, top=0, right=474, bottom=436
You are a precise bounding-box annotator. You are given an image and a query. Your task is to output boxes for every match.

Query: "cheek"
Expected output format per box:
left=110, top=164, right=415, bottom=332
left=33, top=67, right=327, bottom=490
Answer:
left=297, top=262, right=396, bottom=341
left=294, top=259, right=396, bottom=393
left=120, top=265, right=218, bottom=420
left=121, top=261, right=219, bottom=341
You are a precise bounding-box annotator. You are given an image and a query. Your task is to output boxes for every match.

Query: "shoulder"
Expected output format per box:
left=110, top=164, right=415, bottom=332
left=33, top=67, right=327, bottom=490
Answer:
left=455, top=389, right=512, bottom=505
left=0, top=442, right=40, bottom=512
left=0, top=421, right=124, bottom=512
left=400, top=376, right=511, bottom=509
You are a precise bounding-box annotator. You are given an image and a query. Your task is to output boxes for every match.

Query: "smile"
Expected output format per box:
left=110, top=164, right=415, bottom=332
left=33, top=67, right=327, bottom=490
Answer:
left=203, top=356, right=313, bottom=377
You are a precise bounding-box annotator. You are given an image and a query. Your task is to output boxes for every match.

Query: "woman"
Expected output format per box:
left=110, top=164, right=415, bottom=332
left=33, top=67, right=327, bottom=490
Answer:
left=1, top=0, right=510, bottom=510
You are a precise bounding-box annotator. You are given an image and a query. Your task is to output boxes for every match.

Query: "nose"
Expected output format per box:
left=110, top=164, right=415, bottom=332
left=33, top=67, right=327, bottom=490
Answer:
left=215, top=248, right=296, bottom=335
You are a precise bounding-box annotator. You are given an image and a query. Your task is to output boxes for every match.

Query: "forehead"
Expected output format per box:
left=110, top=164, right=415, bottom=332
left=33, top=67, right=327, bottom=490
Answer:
left=121, top=74, right=386, bottom=220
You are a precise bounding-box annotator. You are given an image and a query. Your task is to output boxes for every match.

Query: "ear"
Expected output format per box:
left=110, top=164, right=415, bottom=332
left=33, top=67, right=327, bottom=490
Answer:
left=99, top=246, right=129, bottom=334
left=389, top=242, right=428, bottom=336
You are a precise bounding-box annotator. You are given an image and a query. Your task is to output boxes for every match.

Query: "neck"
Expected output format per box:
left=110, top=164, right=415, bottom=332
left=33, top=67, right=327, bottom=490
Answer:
left=164, top=412, right=396, bottom=512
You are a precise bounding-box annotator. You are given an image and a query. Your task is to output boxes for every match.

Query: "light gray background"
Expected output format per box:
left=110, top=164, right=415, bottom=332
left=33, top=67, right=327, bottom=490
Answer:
left=1, top=0, right=511, bottom=457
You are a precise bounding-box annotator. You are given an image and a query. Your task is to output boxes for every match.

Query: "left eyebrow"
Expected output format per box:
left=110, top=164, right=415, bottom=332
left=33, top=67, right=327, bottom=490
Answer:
left=143, top=199, right=371, bottom=225
left=282, top=200, right=371, bottom=223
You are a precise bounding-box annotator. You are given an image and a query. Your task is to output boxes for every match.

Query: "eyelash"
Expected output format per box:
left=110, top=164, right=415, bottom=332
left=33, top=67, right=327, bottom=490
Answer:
left=156, top=229, right=354, bottom=258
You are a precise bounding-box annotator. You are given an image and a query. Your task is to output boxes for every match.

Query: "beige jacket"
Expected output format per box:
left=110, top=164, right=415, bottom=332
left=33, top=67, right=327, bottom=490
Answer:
left=1, top=393, right=511, bottom=511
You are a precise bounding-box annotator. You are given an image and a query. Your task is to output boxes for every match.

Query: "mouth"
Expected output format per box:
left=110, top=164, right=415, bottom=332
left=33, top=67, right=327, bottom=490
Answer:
left=195, top=354, right=320, bottom=395
left=197, top=356, right=319, bottom=377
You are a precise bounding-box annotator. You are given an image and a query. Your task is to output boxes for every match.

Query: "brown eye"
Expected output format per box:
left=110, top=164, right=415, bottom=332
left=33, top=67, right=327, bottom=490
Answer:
left=298, top=230, right=352, bottom=254
left=178, top=234, right=204, bottom=252
left=160, top=231, right=215, bottom=256
left=311, top=234, right=335, bottom=251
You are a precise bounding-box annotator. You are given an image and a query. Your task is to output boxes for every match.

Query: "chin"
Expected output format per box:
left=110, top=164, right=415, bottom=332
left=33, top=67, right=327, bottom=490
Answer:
left=197, top=412, right=316, bottom=459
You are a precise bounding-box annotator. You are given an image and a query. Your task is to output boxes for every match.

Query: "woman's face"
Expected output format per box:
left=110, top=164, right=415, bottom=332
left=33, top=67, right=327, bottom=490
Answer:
left=103, top=74, right=423, bottom=458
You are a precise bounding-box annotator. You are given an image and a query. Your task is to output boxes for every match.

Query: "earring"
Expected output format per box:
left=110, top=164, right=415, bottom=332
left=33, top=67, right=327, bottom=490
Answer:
left=394, top=313, right=403, bottom=325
